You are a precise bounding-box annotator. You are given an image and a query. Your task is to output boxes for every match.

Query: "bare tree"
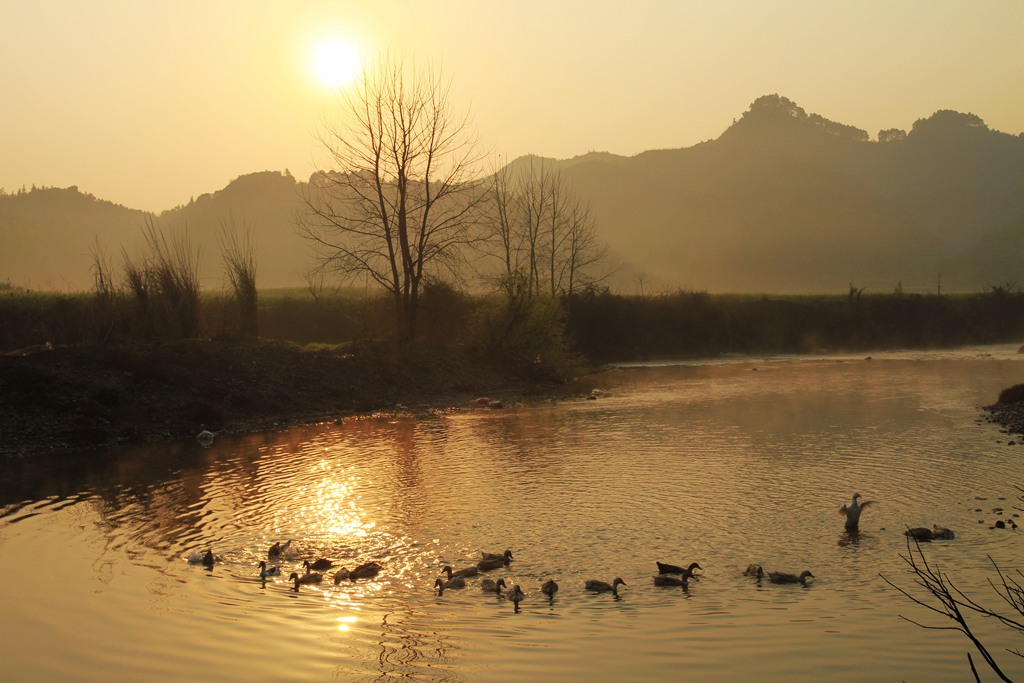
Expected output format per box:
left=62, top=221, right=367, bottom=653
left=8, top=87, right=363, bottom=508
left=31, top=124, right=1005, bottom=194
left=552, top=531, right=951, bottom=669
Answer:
left=299, top=52, right=483, bottom=346
left=483, top=158, right=606, bottom=301
left=881, top=522, right=1024, bottom=682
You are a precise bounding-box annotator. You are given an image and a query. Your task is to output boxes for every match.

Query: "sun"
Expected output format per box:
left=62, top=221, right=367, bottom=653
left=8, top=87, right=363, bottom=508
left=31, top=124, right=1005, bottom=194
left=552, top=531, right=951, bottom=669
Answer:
left=309, top=37, right=361, bottom=90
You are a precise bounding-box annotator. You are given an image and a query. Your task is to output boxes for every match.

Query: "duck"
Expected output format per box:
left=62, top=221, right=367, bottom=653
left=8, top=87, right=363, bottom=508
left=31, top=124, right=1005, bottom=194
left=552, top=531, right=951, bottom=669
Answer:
left=481, top=577, right=508, bottom=594
left=585, top=577, right=626, bottom=595
left=743, top=564, right=764, bottom=579
left=541, top=579, right=559, bottom=599
left=197, top=428, right=216, bottom=445
left=304, top=558, right=334, bottom=572
left=481, top=549, right=513, bottom=564
left=477, top=556, right=506, bottom=571
left=289, top=571, right=323, bottom=588
left=257, top=560, right=281, bottom=579
left=656, top=561, right=702, bottom=577
left=332, top=567, right=351, bottom=584
left=768, top=570, right=814, bottom=586
left=187, top=549, right=215, bottom=567
left=506, top=584, right=525, bottom=604
left=840, top=493, right=875, bottom=531
left=905, top=527, right=935, bottom=541
left=434, top=576, right=466, bottom=594
left=442, top=564, right=479, bottom=580
left=350, top=561, right=382, bottom=580
left=268, top=540, right=292, bottom=559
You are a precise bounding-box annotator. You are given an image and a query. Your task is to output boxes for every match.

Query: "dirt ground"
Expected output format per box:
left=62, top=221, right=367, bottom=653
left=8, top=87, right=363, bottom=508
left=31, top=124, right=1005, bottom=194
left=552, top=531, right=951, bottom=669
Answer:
left=0, top=339, right=571, bottom=458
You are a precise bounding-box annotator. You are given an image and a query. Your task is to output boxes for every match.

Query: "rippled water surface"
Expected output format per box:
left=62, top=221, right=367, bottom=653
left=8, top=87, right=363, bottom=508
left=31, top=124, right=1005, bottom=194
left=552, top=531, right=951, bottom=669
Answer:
left=2, top=345, right=1024, bottom=682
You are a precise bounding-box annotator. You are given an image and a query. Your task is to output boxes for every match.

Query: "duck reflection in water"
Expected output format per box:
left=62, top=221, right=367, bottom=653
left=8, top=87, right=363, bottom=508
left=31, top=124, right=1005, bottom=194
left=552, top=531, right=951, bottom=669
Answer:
left=838, top=528, right=862, bottom=548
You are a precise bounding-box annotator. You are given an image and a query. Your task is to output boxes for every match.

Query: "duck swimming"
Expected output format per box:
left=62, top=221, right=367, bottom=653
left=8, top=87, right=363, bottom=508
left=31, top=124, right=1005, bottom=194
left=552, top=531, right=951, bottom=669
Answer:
left=477, top=556, right=506, bottom=571
left=768, top=570, right=814, bottom=586
left=585, top=577, right=626, bottom=595
left=350, top=561, right=382, bottom=580
left=743, top=564, right=764, bottom=579
left=268, top=540, right=292, bottom=559
left=481, top=577, right=508, bottom=594
left=506, top=584, right=525, bottom=604
left=304, top=558, right=334, bottom=572
left=481, top=550, right=513, bottom=564
left=442, top=564, right=479, bottom=580
left=289, top=571, right=323, bottom=590
left=257, top=560, right=281, bottom=579
left=187, top=549, right=216, bottom=567
left=434, top=576, right=467, bottom=594
left=541, top=579, right=559, bottom=599
left=840, top=493, right=875, bottom=531
left=656, top=561, right=702, bottom=577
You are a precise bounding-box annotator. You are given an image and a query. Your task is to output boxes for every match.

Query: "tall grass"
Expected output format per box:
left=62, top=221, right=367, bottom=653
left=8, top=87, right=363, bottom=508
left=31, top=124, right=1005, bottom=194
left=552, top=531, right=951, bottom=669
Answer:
left=219, top=217, right=258, bottom=337
left=130, top=218, right=201, bottom=339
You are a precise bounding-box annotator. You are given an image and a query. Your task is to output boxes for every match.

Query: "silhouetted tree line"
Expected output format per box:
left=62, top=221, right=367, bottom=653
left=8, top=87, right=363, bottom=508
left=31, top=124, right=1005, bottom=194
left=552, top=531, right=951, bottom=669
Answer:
left=5, top=285, right=1024, bottom=368
left=563, top=288, right=1024, bottom=363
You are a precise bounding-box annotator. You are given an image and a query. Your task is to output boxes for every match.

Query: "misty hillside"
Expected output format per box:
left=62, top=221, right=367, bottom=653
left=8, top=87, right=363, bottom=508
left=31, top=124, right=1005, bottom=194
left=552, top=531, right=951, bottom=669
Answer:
left=2, top=94, right=1022, bottom=294
left=560, top=95, right=1024, bottom=293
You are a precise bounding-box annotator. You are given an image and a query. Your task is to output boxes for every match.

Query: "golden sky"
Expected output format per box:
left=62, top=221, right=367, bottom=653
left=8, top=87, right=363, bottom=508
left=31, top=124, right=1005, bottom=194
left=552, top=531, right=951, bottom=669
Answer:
left=2, top=0, right=1022, bottom=212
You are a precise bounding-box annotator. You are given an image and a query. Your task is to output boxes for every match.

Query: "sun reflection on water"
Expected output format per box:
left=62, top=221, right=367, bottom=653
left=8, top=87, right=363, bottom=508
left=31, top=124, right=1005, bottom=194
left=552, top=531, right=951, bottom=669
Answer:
left=298, top=459, right=373, bottom=540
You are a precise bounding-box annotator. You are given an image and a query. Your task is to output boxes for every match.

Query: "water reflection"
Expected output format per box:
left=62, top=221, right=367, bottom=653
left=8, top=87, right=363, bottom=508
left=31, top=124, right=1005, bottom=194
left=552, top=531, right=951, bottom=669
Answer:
left=838, top=529, right=861, bottom=548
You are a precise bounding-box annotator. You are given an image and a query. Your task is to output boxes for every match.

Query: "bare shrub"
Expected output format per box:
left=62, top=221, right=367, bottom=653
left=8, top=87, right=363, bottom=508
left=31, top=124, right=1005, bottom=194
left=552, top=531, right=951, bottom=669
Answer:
left=882, top=504, right=1024, bottom=682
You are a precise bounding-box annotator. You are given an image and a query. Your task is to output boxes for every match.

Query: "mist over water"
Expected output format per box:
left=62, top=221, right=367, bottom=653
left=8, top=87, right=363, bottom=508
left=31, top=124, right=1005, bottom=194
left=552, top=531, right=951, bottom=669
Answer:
left=2, top=345, right=1023, bottom=682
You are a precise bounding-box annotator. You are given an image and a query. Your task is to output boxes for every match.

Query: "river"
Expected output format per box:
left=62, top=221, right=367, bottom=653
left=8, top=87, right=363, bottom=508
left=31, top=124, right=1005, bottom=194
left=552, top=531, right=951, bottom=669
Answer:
left=1, top=345, right=1022, bottom=682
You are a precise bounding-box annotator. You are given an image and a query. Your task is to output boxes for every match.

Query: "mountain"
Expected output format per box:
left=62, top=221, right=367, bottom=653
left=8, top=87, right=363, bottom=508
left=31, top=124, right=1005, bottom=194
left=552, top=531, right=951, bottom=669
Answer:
left=555, top=95, right=1024, bottom=293
left=3, top=95, right=1022, bottom=294
left=0, top=171, right=311, bottom=291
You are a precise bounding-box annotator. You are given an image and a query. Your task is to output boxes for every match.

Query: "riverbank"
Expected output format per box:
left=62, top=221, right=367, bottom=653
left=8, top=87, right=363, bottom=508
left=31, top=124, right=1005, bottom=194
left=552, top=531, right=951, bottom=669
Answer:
left=0, top=339, right=570, bottom=458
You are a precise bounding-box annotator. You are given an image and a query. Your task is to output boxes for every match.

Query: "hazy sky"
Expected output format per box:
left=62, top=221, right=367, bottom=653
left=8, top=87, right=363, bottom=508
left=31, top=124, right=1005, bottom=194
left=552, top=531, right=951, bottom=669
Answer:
left=3, top=0, right=1022, bottom=212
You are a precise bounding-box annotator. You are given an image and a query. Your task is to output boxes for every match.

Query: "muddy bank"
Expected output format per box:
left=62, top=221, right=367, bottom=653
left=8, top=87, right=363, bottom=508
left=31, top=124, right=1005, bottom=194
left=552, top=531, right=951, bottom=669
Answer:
left=0, top=339, right=569, bottom=458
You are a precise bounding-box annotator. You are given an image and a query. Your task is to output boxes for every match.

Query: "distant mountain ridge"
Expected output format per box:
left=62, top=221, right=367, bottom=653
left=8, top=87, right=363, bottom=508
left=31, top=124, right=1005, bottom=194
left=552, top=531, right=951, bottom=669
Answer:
left=3, top=94, right=1022, bottom=293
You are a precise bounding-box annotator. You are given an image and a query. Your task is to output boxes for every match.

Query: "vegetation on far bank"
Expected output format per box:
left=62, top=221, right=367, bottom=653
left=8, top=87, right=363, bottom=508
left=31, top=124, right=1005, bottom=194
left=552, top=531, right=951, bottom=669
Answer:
left=4, top=284, right=1023, bottom=364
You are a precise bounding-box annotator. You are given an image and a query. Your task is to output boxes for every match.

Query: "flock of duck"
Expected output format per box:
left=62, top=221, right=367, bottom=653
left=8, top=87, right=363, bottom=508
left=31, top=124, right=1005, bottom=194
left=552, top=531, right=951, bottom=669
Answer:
left=433, top=550, right=699, bottom=605
left=187, top=493, right=962, bottom=604
left=189, top=540, right=382, bottom=591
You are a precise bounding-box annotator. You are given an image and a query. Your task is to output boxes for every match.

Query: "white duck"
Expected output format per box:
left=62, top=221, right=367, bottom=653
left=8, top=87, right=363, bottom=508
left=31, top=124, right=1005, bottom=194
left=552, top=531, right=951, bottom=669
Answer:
left=840, top=493, right=875, bottom=530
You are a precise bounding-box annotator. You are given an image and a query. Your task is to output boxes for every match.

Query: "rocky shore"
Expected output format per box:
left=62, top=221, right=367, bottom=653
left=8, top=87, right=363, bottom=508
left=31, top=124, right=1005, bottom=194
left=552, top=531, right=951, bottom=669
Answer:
left=985, top=383, right=1024, bottom=441
left=0, top=339, right=568, bottom=458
